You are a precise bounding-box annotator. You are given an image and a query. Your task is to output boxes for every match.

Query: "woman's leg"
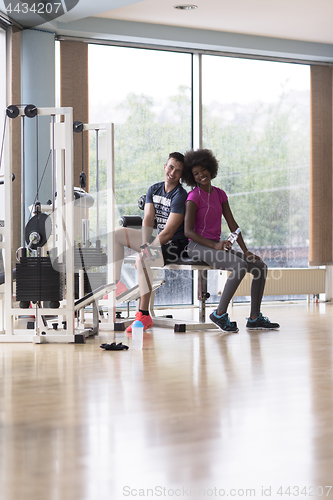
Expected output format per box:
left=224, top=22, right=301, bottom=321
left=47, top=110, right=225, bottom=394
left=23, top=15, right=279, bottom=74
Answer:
left=231, top=251, right=268, bottom=318
left=249, top=260, right=267, bottom=318
left=187, top=241, right=248, bottom=314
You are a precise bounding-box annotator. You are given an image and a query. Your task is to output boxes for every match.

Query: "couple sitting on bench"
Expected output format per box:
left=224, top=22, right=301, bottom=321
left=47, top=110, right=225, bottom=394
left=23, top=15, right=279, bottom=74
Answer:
left=115, top=149, right=279, bottom=334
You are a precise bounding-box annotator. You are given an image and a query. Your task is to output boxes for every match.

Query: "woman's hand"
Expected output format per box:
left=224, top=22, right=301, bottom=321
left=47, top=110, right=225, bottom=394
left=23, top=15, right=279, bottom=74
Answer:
left=244, top=250, right=261, bottom=263
left=213, top=240, right=232, bottom=251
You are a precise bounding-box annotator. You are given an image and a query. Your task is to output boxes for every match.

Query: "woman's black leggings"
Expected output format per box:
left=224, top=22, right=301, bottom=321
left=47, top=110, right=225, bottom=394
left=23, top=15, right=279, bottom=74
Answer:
left=187, top=240, right=268, bottom=317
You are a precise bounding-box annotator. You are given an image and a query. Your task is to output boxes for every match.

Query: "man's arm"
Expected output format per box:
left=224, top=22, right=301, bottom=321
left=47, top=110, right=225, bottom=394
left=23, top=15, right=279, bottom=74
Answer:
left=151, top=212, right=184, bottom=247
left=142, top=202, right=155, bottom=244
left=151, top=187, right=187, bottom=246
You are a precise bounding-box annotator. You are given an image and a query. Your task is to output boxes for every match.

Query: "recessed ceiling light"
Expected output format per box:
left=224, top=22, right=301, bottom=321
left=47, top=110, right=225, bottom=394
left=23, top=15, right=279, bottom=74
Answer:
left=173, top=4, right=198, bottom=10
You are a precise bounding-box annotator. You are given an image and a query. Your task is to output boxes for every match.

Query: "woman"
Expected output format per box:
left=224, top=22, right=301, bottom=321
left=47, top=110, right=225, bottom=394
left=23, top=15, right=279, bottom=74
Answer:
left=183, top=149, right=279, bottom=333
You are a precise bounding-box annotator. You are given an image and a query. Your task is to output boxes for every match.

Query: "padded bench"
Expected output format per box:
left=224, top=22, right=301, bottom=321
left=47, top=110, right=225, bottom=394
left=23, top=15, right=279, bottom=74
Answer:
left=121, top=254, right=217, bottom=332
left=118, top=216, right=218, bottom=331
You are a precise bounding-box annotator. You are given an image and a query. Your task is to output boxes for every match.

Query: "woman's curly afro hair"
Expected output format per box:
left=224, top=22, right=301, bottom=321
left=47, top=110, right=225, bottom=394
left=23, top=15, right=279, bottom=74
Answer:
left=182, top=149, right=219, bottom=187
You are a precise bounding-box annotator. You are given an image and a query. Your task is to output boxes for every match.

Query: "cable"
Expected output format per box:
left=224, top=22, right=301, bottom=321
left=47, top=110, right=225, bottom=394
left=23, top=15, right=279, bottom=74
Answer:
left=197, top=185, right=211, bottom=237
left=36, top=114, right=39, bottom=202
left=26, top=150, right=51, bottom=226
left=82, top=130, right=84, bottom=175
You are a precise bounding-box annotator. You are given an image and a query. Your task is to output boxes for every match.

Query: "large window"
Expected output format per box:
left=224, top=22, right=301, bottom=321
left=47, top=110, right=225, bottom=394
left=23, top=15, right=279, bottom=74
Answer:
left=202, top=56, right=310, bottom=302
left=89, top=45, right=192, bottom=305
left=89, top=46, right=192, bottom=221
left=88, top=44, right=311, bottom=306
left=202, top=56, right=310, bottom=266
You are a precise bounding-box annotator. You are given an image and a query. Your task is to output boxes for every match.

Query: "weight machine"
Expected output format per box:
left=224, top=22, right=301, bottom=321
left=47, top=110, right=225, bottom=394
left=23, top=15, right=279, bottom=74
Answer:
left=0, top=105, right=115, bottom=343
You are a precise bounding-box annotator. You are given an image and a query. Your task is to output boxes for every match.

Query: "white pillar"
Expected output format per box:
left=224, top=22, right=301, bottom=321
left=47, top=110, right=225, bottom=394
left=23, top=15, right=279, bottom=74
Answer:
left=21, top=29, right=55, bottom=221
left=325, top=265, right=333, bottom=301
left=192, top=53, right=202, bottom=150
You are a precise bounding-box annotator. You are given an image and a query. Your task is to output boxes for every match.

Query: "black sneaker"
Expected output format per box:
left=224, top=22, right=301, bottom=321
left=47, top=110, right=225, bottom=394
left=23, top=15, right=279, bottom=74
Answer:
left=246, top=313, right=280, bottom=330
left=209, top=310, right=239, bottom=333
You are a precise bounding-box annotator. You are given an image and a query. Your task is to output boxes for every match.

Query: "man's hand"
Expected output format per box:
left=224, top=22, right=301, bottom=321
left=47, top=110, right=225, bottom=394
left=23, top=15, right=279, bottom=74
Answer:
left=140, top=244, right=163, bottom=261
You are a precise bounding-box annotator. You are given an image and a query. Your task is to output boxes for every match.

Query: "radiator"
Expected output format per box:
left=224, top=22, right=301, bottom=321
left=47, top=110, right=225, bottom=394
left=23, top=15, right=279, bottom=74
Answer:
left=218, top=268, right=326, bottom=297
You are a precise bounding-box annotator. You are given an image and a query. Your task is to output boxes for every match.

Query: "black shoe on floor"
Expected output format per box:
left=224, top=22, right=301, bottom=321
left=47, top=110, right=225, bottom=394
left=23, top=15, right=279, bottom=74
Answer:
left=246, top=313, right=280, bottom=330
left=209, top=310, right=239, bottom=333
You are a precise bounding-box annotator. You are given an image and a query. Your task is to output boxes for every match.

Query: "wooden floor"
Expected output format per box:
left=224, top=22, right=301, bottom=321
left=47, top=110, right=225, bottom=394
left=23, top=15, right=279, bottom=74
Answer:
left=0, top=302, right=333, bottom=500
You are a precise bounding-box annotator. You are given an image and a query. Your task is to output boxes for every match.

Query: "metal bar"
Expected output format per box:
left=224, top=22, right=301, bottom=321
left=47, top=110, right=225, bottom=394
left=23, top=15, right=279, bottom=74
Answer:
left=21, top=115, right=25, bottom=247
left=3, top=107, right=14, bottom=335
left=107, top=124, right=115, bottom=325
left=95, top=129, right=100, bottom=241
left=198, top=269, right=207, bottom=323
left=50, top=114, right=56, bottom=251
left=64, top=107, right=75, bottom=337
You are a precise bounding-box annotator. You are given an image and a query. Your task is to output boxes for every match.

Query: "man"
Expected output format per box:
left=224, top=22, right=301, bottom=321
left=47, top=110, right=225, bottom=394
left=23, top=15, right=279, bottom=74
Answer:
left=114, top=152, right=188, bottom=332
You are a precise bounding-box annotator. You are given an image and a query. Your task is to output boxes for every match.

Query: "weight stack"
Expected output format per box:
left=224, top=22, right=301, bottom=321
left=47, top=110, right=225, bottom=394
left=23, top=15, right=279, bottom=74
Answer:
left=74, top=247, right=107, bottom=271
left=74, top=271, right=107, bottom=299
left=16, top=256, right=63, bottom=306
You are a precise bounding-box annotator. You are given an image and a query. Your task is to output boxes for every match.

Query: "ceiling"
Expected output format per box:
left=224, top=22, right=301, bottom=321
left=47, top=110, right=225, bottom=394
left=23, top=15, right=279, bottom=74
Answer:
left=1, top=0, right=332, bottom=46
left=90, top=0, right=332, bottom=45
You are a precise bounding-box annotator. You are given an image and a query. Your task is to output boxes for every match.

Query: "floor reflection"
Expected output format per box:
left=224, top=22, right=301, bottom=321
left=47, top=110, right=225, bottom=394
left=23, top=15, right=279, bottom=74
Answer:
left=0, top=303, right=332, bottom=499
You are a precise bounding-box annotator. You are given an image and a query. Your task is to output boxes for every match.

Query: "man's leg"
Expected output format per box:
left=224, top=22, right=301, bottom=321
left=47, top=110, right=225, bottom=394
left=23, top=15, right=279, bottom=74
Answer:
left=136, top=253, right=153, bottom=311
left=115, top=228, right=164, bottom=331
left=114, top=227, right=143, bottom=282
left=125, top=256, right=155, bottom=332
left=136, top=236, right=164, bottom=309
left=127, top=238, right=165, bottom=332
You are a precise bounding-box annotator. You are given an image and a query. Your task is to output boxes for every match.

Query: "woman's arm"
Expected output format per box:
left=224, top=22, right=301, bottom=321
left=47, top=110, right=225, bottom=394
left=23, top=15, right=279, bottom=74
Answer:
left=184, top=200, right=231, bottom=251
left=222, top=200, right=248, bottom=253
left=222, top=200, right=261, bottom=261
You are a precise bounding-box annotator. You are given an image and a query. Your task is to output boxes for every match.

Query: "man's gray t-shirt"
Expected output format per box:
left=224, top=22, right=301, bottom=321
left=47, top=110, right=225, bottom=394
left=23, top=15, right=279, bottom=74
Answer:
left=145, top=182, right=187, bottom=242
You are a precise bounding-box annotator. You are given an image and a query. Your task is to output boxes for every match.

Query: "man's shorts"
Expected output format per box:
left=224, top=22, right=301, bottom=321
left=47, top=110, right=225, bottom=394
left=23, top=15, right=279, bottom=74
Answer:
left=161, top=238, right=188, bottom=265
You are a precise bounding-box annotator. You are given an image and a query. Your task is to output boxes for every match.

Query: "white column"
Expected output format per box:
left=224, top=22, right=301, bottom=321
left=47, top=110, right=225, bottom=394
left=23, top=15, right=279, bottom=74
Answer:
left=192, top=53, right=202, bottom=150
left=325, top=265, right=333, bottom=301
left=21, top=29, right=55, bottom=221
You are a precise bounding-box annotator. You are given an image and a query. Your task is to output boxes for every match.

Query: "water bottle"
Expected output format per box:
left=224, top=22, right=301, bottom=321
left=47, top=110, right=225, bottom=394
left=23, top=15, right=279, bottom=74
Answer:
left=132, top=320, right=144, bottom=350
left=227, top=227, right=241, bottom=244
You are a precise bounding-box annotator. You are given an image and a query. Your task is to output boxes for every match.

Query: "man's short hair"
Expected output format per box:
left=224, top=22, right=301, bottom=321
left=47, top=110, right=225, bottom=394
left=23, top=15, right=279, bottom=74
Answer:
left=168, top=152, right=185, bottom=164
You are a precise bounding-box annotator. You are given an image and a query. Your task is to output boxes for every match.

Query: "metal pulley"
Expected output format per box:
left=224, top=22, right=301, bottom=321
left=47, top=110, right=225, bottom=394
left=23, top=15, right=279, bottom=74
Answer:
left=24, top=104, right=38, bottom=118
left=6, top=104, right=38, bottom=119
left=138, top=194, right=146, bottom=210
left=73, top=121, right=84, bottom=133
left=6, top=105, right=19, bottom=119
left=25, top=212, right=52, bottom=250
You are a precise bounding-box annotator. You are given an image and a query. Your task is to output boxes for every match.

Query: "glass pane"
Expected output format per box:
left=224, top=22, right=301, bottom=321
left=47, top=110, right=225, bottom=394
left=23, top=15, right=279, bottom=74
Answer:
left=89, top=45, right=192, bottom=305
left=202, top=56, right=310, bottom=302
